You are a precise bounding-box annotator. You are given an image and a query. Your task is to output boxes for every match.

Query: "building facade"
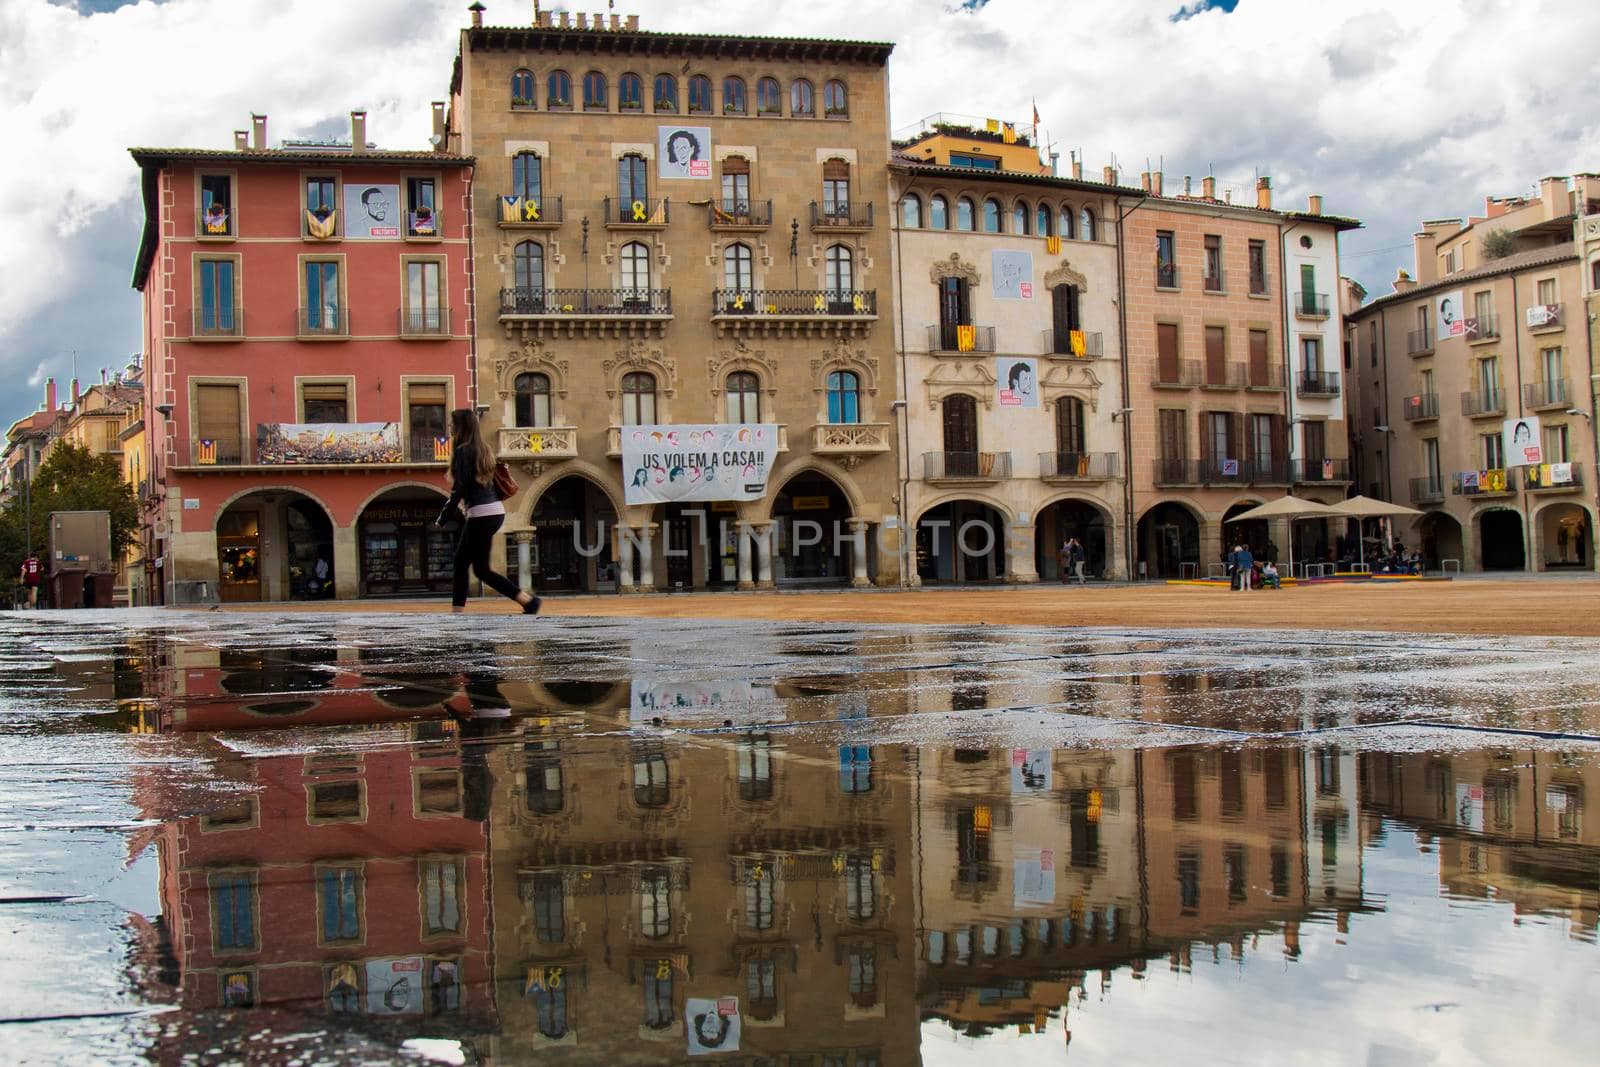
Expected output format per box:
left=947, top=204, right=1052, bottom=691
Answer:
left=131, top=111, right=476, bottom=603
left=449, top=12, right=902, bottom=593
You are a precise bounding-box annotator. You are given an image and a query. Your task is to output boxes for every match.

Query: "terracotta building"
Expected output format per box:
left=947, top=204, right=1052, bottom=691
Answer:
left=130, top=110, right=476, bottom=603
left=447, top=10, right=902, bottom=593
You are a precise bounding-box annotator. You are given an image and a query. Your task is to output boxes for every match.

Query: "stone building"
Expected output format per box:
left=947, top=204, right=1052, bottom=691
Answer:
left=448, top=10, right=902, bottom=592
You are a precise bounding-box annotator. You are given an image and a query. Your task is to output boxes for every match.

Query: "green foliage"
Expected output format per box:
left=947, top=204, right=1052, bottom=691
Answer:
left=1481, top=228, right=1516, bottom=260
left=0, top=443, right=139, bottom=589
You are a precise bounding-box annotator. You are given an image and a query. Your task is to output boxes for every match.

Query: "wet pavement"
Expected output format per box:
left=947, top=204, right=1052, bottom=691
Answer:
left=3, top=610, right=1599, bottom=1065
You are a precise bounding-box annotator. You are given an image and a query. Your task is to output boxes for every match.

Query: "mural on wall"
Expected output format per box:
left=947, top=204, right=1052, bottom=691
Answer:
left=992, top=249, right=1033, bottom=300
left=1435, top=290, right=1466, bottom=338
left=658, top=126, right=712, bottom=179
left=343, top=183, right=401, bottom=238
left=996, top=357, right=1040, bottom=408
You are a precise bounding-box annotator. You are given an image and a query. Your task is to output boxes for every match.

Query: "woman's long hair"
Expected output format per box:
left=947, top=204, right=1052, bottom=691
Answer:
left=450, top=408, right=496, bottom=484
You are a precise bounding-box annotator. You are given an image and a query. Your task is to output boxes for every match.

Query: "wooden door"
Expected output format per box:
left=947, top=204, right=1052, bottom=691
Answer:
left=1248, top=329, right=1269, bottom=387
left=1051, top=285, right=1079, bottom=352
left=938, top=277, right=969, bottom=350
left=1157, top=322, right=1180, bottom=382
left=665, top=514, right=694, bottom=588
left=942, top=395, right=978, bottom=477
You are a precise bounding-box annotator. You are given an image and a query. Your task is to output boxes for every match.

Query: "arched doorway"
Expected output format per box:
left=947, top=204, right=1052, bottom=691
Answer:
left=917, top=500, right=1006, bottom=583
left=215, top=490, right=335, bottom=603
left=773, top=472, right=856, bottom=586
left=1221, top=501, right=1268, bottom=562
left=1035, top=499, right=1108, bottom=581
left=1415, top=511, right=1463, bottom=570
left=1478, top=508, right=1526, bottom=571
left=1538, top=503, right=1591, bottom=570
left=524, top=475, right=617, bottom=593
left=357, top=486, right=454, bottom=597
left=1137, top=502, right=1199, bottom=578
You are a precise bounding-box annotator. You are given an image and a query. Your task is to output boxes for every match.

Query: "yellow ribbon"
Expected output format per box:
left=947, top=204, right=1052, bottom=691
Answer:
left=528, top=433, right=544, bottom=454
left=524, top=199, right=541, bottom=222
left=631, top=199, right=647, bottom=222
left=813, top=293, right=826, bottom=311
left=852, top=293, right=864, bottom=312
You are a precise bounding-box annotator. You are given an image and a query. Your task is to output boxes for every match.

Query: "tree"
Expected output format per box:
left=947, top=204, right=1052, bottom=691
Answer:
left=1481, top=228, right=1516, bottom=260
left=0, top=443, right=139, bottom=591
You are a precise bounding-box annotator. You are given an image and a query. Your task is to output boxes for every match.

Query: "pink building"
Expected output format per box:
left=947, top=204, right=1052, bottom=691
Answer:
left=131, top=109, right=475, bottom=602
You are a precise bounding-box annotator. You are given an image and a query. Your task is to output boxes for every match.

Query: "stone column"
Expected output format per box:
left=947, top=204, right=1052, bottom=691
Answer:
left=637, top=523, right=657, bottom=592
left=752, top=522, right=775, bottom=588
left=847, top=520, right=871, bottom=587
left=515, top=531, right=534, bottom=592
left=736, top=522, right=754, bottom=590
left=332, top=524, right=360, bottom=600
left=1198, top=516, right=1224, bottom=580
left=1006, top=521, right=1039, bottom=583
left=617, top=527, right=637, bottom=593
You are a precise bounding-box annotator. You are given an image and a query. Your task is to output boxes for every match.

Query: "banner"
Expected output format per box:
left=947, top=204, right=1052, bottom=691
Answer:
left=1503, top=416, right=1543, bottom=467
left=630, top=678, right=763, bottom=723
left=344, top=183, right=400, bottom=237
left=659, top=126, right=712, bottom=179
left=992, top=249, right=1034, bottom=300
left=1010, top=749, right=1051, bottom=793
left=366, top=957, right=425, bottom=1015
left=256, top=422, right=402, bottom=464
left=1435, top=290, right=1465, bottom=338
left=687, top=997, right=741, bottom=1055
left=1526, top=304, right=1561, bottom=328
left=621, top=424, right=778, bottom=504
left=1014, top=846, right=1056, bottom=907
left=997, top=357, right=1039, bottom=408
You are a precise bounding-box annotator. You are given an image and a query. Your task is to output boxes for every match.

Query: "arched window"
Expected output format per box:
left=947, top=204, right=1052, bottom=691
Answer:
left=1080, top=207, right=1097, bottom=241
left=515, top=372, right=551, bottom=428
left=617, top=153, right=647, bottom=204
left=652, top=74, right=678, bottom=113
left=618, top=72, right=643, bottom=111
left=620, top=240, right=651, bottom=294
left=956, top=197, right=976, bottom=231
left=1036, top=203, right=1053, bottom=236
left=510, top=68, right=535, bottom=107
left=1060, top=204, right=1077, bottom=239
left=930, top=195, right=950, bottom=230
left=687, top=74, right=713, bottom=114
left=723, top=242, right=754, bottom=292
left=827, top=371, right=860, bottom=424
left=632, top=741, right=669, bottom=804
left=723, top=76, right=747, bottom=115
left=1012, top=201, right=1030, bottom=235
left=791, top=79, right=815, bottom=116
left=621, top=372, right=657, bottom=426
left=757, top=77, right=781, bottom=115
left=825, top=244, right=853, bottom=298
left=982, top=198, right=1002, bottom=233
left=512, top=151, right=542, bottom=204
left=582, top=70, right=607, bottom=109
left=725, top=371, right=760, bottom=423
left=900, top=195, right=922, bottom=229
left=823, top=79, right=848, bottom=116
left=546, top=70, right=571, bottom=109
left=513, top=240, right=544, bottom=292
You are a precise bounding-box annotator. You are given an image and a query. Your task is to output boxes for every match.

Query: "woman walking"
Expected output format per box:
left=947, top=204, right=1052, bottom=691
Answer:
left=437, top=408, right=540, bottom=615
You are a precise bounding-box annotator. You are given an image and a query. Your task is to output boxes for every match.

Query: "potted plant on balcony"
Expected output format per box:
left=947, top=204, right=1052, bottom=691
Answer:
left=511, top=96, right=535, bottom=109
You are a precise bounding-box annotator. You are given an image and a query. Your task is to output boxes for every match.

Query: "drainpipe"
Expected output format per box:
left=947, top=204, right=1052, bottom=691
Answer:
left=1584, top=281, right=1600, bottom=552
left=1378, top=305, right=1393, bottom=502
left=1115, top=192, right=1148, bottom=582
left=1278, top=219, right=1304, bottom=558
left=891, top=172, right=918, bottom=588
left=1511, top=274, right=1532, bottom=569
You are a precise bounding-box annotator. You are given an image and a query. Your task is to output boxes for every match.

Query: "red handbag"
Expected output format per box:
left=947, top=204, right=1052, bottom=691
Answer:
left=493, top=461, right=518, bottom=501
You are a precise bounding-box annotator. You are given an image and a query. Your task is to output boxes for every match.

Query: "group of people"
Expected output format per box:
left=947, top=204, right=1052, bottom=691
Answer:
left=1226, top=543, right=1281, bottom=591
left=1058, top=537, right=1087, bottom=585
left=1375, top=541, right=1425, bottom=575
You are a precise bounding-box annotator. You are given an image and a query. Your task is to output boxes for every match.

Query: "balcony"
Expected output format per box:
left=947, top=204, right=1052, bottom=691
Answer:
left=1296, top=370, right=1341, bottom=397
left=1526, top=461, right=1583, bottom=492
left=1526, top=303, right=1564, bottom=332
left=1294, top=292, right=1330, bottom=319
left=1466, top=314, right=1500, bottom=344
left=1460, top=387, right=1506, bottom=418
left=924, top=451, right=1011, bottom=484
left=1250, top=461, right=1292, bottom=485
left=191, top=308, right=243, bottom=340
left=1293, top=458, right=1351, bottom=484
left=180, top=423, right=448, bottom=472
left=1524, top=379, right=1569, bottom=411
left=498, top=287, right=672, bottom=339
left=602, top=196, right=669, bottom=229
left=408, top=430, right=452, bottom=463
left=1043, top=329, right=1105, bottom=358
left=1155, top=263, right=1179, bottom=290
left=1201, top=362, right=1248, bottom=390
left=1453, top=469, right=1514, bottom=497
left=1199, top=459, right=1252, bottom=486
left=1409, top=476, right=1445, bottom=505
left=1153, top=458, right=1200, bottom=486
left=497, top=425, right=579, bottom=464
left=709, top=200, right=772, bottom=231
left=1203, top=268, right=1225, bottom=293
left=711, top=289, right=876, bottom=338
left=811, top=423, right=891, bottom=467
left=1153, top=359, right=1201, bottom=389
left=297, top=307, right=349, bottom=340
left=188, top=439, right=245, bottom=467
left=1402, top=392, right=1440, bottom=421
left=496, top=193, right=563, bottom=229
left=398, top=307, right=451, bottom=338
left=810, top=201, right=873, bottom=233
left=927, top=323, right=996, bottom=355
left=1247, top=363, right=1285, bottom=391
left=1407, top=327, right=1433, bottom=356
left=1039, top=451, right=1118, bottom=482
left=609, top=424, right=789, bottom=458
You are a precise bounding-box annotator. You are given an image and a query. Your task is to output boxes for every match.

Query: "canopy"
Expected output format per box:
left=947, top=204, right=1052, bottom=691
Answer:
left=1223, top=495, right=1343, bottom=522
left=1330, top=495, right=1423, bottom=519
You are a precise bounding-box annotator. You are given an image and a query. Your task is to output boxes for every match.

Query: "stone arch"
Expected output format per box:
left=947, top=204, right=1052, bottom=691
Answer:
left=925, top=360, right=996, bottom=410
left=911, top=490, right=1016, bottom=527
left=707, top=340, right=780, bottom=405
left=755, top=458, right=867, bottom=522
left=1037, top=491, right=1117, bottom=525
left=929, top=251, right=981, bottom=287
left=812, top=337, right=882, bottom=423
left=351, top=480, right=448, bottom=522
left=212, top=483, right=339, bottom=527
left=1136, top=495, right=1206, bottom=526
left=602, top=339, right=678, bottom=419
left=1531, top=499, right=1594, bottom=570
left=521, top=461, right=626, bottom=525
left=494, top=339, right=571, bottom=404
left=1042, top=259, right=1090, bottom=292
left=1472, top=504, right=1526, bottom=571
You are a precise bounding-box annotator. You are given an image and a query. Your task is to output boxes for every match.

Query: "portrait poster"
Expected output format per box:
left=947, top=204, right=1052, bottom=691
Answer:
left=256, top=422, right=402, bottom=464
left=1502, top=416, right=1543, bottom=467
left=992, top=249, right=1033, bottom=300
left=630, top=678, right=763, bottom=723
left=1010, top=748, right=1051, bottom=793
left=366, top=957, right=425, bottom=1015
left=343, top=183, right=401, bottom=237
left=1013, top=847, right=1056, bottom=907
left=1455, top=784, right=1484, bottom=832
left=658, top=126, right=712, bottom=179
left=1435, top=290, right=1465, bottom=338
left=686, top=996, right=741, bottom=1056
left=621, top=424, right=779, bottom=504
left=996, top=357, right=1040, bottom=408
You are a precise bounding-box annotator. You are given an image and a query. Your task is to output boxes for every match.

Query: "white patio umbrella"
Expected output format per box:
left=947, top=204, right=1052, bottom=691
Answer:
left=1330, top=495, right=1424, bottom=569
left=1223, top=494, right=1345, bottom=578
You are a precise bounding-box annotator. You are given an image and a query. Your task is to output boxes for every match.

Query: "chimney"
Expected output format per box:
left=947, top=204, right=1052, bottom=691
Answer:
left=575, top=12, right=587, bottom=28
left=468, top=2, right=484, bottom=28
left=250, top=113, right=267, bottom=150
left=1103, top=165, right=1115, bottom=186
left=558, top=11, right=570, bottom=27
left=351, top=111, right=368, bottom=154
left=625, top=14, right=639, bottom=29
left=1049, top=151, right=1060, bottom=177
left=1140, top=171, right=1151, bottom=193
left=71, top=377, right=81, bottom=408
left=431, top=102, right=447, bottom=151
left=1183, top=175, right=1192, bottom=196
left=1539, top=175, right=1566, bottom=217
left=1202, top=176, right=1216, bottom=200
left=1308, top=194, right=1323, bottom=215
left=1392, top=269, right=1416, bottom=293
left=1072, top=157, right=1083, bottom=180
left=233, top=130, right=249, bottom=151
left=1224, top=189, right=1232, bottom=204
left=610, top=13, right=622, bottom=29
left=1152, top=171, right=1164, bottom=196
left=1256, top=176, right=1272, bottom=210
left=45, top=378, right=56, bottom=412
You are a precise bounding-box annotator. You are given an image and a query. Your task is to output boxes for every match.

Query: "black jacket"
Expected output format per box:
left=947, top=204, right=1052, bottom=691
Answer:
left=446, top=445, right=500, bottom=511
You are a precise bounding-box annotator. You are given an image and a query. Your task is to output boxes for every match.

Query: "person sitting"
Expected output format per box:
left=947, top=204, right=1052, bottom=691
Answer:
left=1261, top=561, right=1281, bottom=589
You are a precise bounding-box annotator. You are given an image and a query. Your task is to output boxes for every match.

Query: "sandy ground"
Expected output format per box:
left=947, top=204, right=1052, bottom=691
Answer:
left=228, top=578, right=1600, bottom=638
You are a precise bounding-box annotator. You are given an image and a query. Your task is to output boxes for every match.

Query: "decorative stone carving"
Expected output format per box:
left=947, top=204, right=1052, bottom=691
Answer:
left=492, top=341, right=570, bottom=400
left=708, top=342, right=780, bottom=399
left=1042, top=260, right=1089, bottom=291
left=924, top=360, right=996, bottom=409
left=1039, top=362, right=1103, bottom=413
left=930, top=251, right=980, bottom=287
left=603, top=340, right=677, bottom=398
left=811, top=335, right=881, bottom=397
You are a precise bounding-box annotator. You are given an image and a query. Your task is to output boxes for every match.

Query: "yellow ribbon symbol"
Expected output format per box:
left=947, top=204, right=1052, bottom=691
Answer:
left=631, top=199, right=647, bottom=222
left=733, top=294, right=745, bottom=310
left=656, top=959, right=672, bottom=980
left=813, top=293, right=826, bottom=312
left=528, top=433, right=544, bottom=454
left=547, top=967, right=563, bottom=989
left=832, top=854, right=845, bottom=873
left=852, top=293, right=865, bottom=312
left=524, top=199, right=541, bottom=222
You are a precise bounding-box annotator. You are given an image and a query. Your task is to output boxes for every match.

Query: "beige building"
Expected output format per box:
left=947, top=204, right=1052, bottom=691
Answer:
left=1345, top=174, right=1599, bottom=572
left=448, top=11, right=903, bottom=593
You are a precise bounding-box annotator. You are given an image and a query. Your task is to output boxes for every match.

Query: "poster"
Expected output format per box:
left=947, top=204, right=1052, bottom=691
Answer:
left=686, top=996, right=741, bottom=1055
left=343, top=182, right=401, bottom=237
left=1455, top=784, right=1484, bottom=832
left=1013, top=847, right=1056, bottom=907
left=996, top=357, right=1040, bottom=408
left=256, top=422, right=402, bottom=464
left=1010, top=749, right=1051, bottom=793
left=1502, top=416, right=1543, bottom=467
left=1435, top=290, right=1465, bottom=338
left=658, top=126, right=712, bottom=179
left=1526, top=304, right=1561, bottom=328
left=992, top=249, right=1033, bottom=300
left=630, top=678, right=762, bottom=722
left=621, top=424, right=779, bottom=505
left=366, top=957, right=425, bottom=1015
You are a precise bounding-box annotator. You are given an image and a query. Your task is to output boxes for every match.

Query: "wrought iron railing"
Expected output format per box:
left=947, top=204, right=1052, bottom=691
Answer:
left=497, top=193, right=563, bottom=225
left=1043, top=329, right=1104, bottom=357
left=1153, top=458, right=1200, bottom=485
left=408, top=431, right=451, bottom=463
left=1296, top=371, right=1340, bottom=396
left=1154, top=359, right=1201, bottom=387
left=1524, top=380, right=1569, bottom=409
left=1294, top=292, right=1330, bottom=318
left=1156, top=262, right=1179, bottom=289
left=298, top=307, right=348, bottom=337
left=810, top=201, right=874, bottom=229
left=499, top=288, right=672, bottom=316
left=1403, top=393, right=1439, bottom=421
left=1460, top=387, right=1505, bottom=417
left=1203, top=362, right=1248, bottom=389
left=924, top=451, right=1011, bottom=480
left=1526, top=461, right=1583, bottom=490
left=1203, top=268, right=1225, bottom=293
left=711, top=289, right=876, bottom=316
left=1409, top=475, right=1445, bottom=503
left=1039, top=452, right=1118, bottom=479
left=927, top=324, right=996, bottom=353
left=1247, top=363, right=1285, bottom=390
left=709, top=200, right=772, bottom=227
left=1406, top=327, right=1433, bottom=355
left=192, top=308, right=243, bottom=338
left=399, top=307, right=451, bottom=336
left=602, top=197, right=669, bottom=225
left=1293, top=458, right=1350, bottom=482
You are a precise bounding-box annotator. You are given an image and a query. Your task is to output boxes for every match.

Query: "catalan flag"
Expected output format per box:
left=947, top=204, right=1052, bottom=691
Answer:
left=985, top=117, right=1000, bottom=133
left=1069, top=330, right=1086, bottom=358
left=432, top=435, right=450, bottom=461
left=1002, top=122, right=1016, bottom=145
left=305, top=209, right=337, bottom=239
left=955, top=324, right=977, bottom=352
left=1045, top=234, right=1062, bottom=255
left=197, top=439, right=217, bottom=465
left=499, top=195, right=523, bottom=223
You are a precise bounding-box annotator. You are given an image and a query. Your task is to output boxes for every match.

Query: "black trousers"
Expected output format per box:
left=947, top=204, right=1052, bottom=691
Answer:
left=452, top=513, right=525, bottom=607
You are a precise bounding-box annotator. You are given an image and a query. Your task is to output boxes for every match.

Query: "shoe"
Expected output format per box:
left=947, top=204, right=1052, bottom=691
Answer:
left=522, top=596, right=542, bottom=615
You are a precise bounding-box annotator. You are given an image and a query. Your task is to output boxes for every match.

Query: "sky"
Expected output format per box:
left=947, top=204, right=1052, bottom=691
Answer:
left=5, top=0, right=1600, bottom=429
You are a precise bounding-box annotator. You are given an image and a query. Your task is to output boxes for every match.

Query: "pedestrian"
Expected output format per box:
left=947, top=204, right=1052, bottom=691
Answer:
left=19, top=556, right=40, bottom=610
left=1058, top=536, right=1071, bottom=584
left=1236, top=543, right=1254, bottom=591
left=1226, top=544, right=1240, bottom=590
left=436, top=408, right=540, bottom=615
left=1071, top=538, right=1087, bottom=585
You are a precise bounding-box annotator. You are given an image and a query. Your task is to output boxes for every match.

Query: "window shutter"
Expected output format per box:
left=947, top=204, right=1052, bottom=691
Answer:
left=822, top=159, right=850, bottom=180
left=408, top=383, right=448, bottom=405
left=722, top=156, right=750, bottom=175
left=302, top=382, right=348, bottom=403
left=195, top=384, right=241, bottom=452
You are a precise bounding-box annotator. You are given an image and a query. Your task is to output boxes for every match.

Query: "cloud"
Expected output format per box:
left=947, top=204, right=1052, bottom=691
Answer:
left=27, top=361, right=48, bottom=389
left=1170, top=0, right=1239, bottom=22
